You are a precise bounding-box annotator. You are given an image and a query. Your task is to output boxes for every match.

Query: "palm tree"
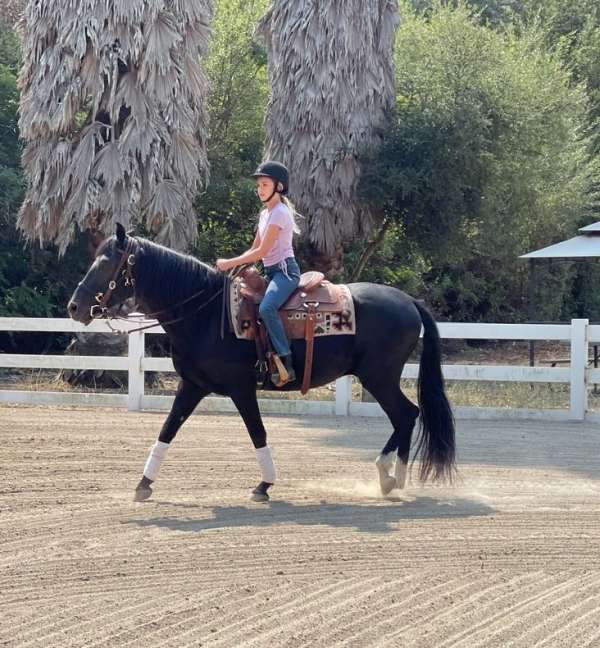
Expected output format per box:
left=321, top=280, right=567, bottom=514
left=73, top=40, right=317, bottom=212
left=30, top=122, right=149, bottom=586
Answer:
left=17, top=0, right=214, bottom=254
left=257, top=0, right=399, bottom=275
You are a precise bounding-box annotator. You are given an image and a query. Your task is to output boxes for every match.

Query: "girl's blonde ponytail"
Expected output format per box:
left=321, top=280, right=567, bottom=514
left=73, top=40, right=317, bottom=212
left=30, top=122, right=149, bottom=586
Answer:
left=282, top=196, right=301, bottom=234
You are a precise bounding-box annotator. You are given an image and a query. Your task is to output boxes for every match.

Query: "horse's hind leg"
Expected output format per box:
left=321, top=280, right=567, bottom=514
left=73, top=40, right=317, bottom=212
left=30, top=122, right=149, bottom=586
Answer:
left=134, top=380, right=207, bottom=502
left=361, top=377, right=419, bottom=494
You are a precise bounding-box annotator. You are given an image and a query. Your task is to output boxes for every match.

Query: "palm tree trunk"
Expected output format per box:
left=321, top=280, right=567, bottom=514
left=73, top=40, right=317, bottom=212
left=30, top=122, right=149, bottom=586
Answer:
left=257, top=1, right=399, bottom=262
left=300, top=241, right=344, bottom=279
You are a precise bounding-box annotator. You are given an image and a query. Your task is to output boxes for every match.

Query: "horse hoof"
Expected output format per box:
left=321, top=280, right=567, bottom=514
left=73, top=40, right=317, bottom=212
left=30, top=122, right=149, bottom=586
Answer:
left=250, top=481, right=272, bottom=502
left=380, top=475, right=396, bottom=496
left=134, top=486, right=152, bottom=502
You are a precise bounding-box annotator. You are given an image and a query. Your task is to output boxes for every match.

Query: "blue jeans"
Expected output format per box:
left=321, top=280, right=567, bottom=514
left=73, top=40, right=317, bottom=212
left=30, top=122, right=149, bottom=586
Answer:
left=259, top=257, right=301, bottom=356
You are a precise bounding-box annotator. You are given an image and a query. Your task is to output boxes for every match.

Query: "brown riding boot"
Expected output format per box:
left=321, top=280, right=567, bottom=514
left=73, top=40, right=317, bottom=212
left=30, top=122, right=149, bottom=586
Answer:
left=271, top=353, right=296, bottom=387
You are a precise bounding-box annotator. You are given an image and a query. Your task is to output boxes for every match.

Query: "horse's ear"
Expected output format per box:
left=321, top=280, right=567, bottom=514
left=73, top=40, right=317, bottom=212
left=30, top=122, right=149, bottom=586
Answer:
left=116, top=222, right=127, bottom=248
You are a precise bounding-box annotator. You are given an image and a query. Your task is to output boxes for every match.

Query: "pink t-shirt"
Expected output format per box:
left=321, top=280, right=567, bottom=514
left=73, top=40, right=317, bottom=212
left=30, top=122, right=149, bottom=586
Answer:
left=257, top=202, right=295, bottom=267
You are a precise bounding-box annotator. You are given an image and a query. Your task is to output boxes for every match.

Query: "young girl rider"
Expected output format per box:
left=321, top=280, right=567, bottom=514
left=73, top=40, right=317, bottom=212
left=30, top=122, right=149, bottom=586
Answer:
left=216, top=161, right=301, bottom=387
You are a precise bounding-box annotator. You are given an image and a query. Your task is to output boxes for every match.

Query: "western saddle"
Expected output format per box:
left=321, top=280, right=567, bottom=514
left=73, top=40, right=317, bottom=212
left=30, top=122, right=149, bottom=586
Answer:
left=229, top=266, right=355, bottom=393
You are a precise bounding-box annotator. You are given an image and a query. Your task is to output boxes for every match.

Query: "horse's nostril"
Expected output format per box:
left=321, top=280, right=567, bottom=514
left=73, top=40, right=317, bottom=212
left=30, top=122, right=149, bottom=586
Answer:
left=68, top=301, right=77, bottom=314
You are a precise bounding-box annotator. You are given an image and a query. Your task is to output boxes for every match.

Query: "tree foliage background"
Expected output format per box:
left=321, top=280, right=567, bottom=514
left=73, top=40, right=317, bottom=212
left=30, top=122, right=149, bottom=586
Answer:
left=2, top=0, right=600, bottom=355
left=356, top=1, right=600, bottom=322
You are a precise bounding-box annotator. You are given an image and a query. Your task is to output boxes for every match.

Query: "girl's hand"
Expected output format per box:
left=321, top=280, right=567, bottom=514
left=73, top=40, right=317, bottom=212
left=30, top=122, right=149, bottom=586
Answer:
left=216, top=258, right=231, bottom=272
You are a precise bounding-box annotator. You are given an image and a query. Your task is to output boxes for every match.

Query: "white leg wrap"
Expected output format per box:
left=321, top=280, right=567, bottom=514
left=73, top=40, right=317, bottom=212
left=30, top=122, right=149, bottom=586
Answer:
left=255, top=446, right=276, bottom=484
left=375, top=452, right=395, bottom=472
left=395, top=458, right=408, bottom=489
left=375, top=452, right=396, bottom=495
left=143, top=441, right=170, bottom=481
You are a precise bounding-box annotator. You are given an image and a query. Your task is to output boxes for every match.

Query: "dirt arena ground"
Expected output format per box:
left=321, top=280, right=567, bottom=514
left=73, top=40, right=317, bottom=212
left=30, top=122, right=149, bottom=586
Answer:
left=1, top=403, right=600, bottom=647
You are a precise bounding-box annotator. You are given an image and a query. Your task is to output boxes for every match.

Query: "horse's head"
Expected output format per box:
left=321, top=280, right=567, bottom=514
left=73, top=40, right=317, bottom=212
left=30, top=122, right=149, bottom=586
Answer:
left=67, top=223, right=137, bottom=324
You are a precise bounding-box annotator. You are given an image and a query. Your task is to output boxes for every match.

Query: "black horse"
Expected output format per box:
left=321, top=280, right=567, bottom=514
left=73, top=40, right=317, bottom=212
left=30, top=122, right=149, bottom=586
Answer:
left=68, top=224, right=455, bottom=502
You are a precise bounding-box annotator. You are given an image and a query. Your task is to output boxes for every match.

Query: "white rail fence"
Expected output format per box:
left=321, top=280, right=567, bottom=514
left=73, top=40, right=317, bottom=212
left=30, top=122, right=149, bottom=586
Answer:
left=0, top=317, right=599, bottom=421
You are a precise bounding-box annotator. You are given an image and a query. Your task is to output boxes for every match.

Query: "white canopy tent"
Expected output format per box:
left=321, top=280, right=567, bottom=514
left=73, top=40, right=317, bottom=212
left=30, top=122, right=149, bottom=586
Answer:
left=520, top=221, right=600, bottom=368
left=521, top=221, right=600, bottom=259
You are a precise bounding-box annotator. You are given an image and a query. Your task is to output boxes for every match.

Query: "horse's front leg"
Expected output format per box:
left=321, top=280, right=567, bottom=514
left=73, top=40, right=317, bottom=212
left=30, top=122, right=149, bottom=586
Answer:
left=134, top=379, right=208, bottom=502
left=229, top=388, right=275, bottom=502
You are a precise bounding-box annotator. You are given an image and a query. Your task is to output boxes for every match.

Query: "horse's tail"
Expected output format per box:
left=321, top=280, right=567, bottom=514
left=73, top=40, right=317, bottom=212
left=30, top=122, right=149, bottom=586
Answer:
left=412, top=299, right=456, bottom=483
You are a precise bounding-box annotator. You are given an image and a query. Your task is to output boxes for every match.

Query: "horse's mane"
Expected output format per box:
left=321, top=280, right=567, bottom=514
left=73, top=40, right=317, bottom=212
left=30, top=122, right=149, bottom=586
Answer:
left=131, top=237, right=222, bottom=308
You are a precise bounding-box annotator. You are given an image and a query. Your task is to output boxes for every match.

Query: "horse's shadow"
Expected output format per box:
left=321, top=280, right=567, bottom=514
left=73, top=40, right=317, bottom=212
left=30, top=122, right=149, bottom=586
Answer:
left=126, top=495, right=495, bottom=535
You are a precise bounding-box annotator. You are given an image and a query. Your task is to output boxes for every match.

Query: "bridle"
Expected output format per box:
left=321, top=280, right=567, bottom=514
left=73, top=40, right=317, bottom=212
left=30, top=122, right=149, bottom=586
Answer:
left=94, top=237, right=138, bottom=318
left=75, top=237, right=138, bottom=320
left=77, top=236, right=225, bottom=335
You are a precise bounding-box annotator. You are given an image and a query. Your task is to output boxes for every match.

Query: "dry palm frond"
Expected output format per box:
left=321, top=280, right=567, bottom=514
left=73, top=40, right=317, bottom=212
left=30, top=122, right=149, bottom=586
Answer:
left=17, top=0, right=214, bottom=253
left=257, top=1, right=399, bottom=254
left=0, top=0, right=24, bottom=25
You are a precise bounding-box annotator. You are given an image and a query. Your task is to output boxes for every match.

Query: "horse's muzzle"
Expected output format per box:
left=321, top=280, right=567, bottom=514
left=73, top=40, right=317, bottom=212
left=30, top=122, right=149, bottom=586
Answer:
left=67, top=299, right=92, bottom=325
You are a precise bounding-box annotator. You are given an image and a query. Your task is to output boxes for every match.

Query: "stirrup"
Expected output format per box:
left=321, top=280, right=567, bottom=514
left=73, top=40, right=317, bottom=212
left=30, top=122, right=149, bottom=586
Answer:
left=270, top=354, right=296, bottom=387
left=271, top=369, right=296, bottom=387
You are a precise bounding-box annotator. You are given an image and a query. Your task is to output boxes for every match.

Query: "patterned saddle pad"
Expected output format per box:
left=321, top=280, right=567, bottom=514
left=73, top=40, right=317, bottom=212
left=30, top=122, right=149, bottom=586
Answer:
left=229, top=269, right=356, bottom=341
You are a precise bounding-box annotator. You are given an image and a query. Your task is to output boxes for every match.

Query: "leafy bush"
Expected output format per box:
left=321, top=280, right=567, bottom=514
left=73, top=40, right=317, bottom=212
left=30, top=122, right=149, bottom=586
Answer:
left=357, top=1, right=599, bottom=322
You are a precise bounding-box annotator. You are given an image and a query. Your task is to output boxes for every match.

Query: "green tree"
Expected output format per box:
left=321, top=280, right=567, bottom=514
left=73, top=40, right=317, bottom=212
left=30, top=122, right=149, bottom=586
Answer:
left=518, top=0, right=600, bottom=158
left=0, top=23, right=20, bottom=171
left=357, top=2, right=599, bottom=322
left=411, top=0, right=526, bottom=27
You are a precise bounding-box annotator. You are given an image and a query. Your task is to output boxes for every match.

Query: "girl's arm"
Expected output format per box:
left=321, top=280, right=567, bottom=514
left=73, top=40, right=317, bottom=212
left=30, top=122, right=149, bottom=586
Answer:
left=216, top=225, right=279, bottom=271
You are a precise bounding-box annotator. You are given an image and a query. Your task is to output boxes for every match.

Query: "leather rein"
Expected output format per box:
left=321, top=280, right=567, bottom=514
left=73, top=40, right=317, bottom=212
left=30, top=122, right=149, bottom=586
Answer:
left=78, top=237, right=224, bottom=335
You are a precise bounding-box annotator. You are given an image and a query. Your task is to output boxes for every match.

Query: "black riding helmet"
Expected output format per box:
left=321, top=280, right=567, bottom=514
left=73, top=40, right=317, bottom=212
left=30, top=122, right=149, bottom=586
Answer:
left=252, top=160, right=289, bottom=198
